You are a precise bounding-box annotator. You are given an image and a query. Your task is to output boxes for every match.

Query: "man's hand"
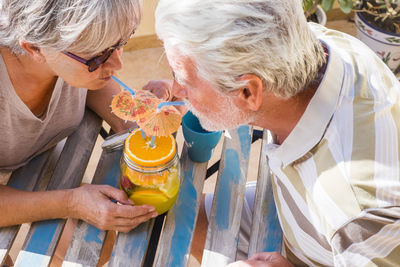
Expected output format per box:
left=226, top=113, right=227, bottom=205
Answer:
left=143, top=79, right=187, bottom=114
left=142, top=80, right=174, bottom=101
left=227, top=252, right=294, bottom=267
left=68, top=184, right=158, bottom=232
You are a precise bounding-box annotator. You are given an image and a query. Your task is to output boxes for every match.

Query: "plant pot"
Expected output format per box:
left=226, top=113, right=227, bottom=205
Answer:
left=315, top=6, right=327, bottom=26
left=355, top=12, right=400, bottom=78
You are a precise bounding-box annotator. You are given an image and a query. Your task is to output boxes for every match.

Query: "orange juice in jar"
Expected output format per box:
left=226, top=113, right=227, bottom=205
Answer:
left=119, top=129, right=181, bottom=214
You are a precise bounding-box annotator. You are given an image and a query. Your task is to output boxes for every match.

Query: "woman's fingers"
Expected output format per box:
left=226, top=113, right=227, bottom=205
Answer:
left=95, top=205, right=158, bottom=232
left=99, top=185, right=133, bottom=205
left=112, top=203, right=157, bottom=219
left=111, top=212, right=159, bottom=231
left=71, top=184, right=158, bottom=232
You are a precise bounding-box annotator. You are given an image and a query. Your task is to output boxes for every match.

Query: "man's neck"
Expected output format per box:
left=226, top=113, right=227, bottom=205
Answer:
left=253, top=86, right=318, bottom=144
left=252, top=44, right=329, bottom=144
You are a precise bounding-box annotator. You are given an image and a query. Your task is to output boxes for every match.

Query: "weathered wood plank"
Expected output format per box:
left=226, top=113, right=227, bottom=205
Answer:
left=0, top=149, right=54, bottom=266
left=62, top=148, right=122, bottom=267
left=202, top=126, right=252, bottom=266
left=149, top=144, right=208, bottom=267
left=107, top=219, right=154, bottom=267
left=14, top=109, right=102, bottom=267
left=248, top=131, right=282, bottom=256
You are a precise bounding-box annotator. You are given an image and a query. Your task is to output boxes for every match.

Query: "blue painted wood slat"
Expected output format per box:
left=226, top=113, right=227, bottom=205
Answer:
left=0, top=149, right=55, bottom=266
left=151, top=144, right=208, bottom=267
left=202, top=126, right=252, bottom=266
left=14, top=109, right=102, bottom=267
left=248, top=131, right=282, bottom=256
left=62, top=148, right=123, bottom=267
left=107, top=218, right=154, bottom=267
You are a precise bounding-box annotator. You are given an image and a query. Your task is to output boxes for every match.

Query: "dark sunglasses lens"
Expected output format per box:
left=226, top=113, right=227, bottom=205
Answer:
left=87, top=49, right=114, bottom=72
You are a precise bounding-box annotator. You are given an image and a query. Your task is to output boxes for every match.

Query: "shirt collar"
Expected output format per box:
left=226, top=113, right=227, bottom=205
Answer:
left=266, top=41, right=345, bottom=167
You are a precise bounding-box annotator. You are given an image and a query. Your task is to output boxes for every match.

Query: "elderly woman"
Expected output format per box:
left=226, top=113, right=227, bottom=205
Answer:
left=0, top=0, right=157, bottom=232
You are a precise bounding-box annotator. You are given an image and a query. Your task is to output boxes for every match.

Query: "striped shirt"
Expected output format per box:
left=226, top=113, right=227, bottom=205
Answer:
left=266, top=23, right=400, bottom=266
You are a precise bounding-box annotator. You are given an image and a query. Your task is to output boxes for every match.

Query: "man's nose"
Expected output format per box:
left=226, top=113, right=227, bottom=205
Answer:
left=105, top=48, right=123, bottom=71
left=171, top=80, right=187, bottom=99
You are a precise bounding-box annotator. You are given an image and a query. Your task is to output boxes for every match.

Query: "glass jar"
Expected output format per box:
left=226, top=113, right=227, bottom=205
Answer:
left=119, top=129, right=181, bottom=214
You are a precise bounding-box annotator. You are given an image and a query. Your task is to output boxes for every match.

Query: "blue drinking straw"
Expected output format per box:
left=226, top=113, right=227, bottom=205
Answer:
left=150, top=136, right=156, bottom=148
left=111, top=75, right=136, bottom=96
left=156, top=101, right=185, bottom=113
left=140, top=129, right=146, bottom=140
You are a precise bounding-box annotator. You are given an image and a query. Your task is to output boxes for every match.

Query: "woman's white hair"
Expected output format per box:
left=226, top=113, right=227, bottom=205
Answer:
left=156, top=0, right=326, bottom=98
left=0, top=0, right=142, bottom=56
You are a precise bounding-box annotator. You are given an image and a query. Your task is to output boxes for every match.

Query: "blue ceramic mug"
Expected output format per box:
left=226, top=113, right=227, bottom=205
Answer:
left=182, top=111, right=223, bottom=163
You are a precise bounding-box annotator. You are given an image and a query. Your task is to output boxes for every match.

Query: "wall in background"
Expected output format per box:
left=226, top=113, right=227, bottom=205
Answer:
left=135, top=0, right=157, bottom=37
left=126, top=1, right=350, bottom=51
left=126, top=0, right=161, bottom=51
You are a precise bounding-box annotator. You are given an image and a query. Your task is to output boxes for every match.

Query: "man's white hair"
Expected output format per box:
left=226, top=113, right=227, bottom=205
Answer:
left=0, top=0, right=142, bottom=56
left=156, top=0, right=326, bottom=98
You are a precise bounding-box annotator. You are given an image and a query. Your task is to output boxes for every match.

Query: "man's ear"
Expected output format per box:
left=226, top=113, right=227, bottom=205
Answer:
left=19, top=40, right=46, bottom=63
left=235, top=74, right=263, bottom=111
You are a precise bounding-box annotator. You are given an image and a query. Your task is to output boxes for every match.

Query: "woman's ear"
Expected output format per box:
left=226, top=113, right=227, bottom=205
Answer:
left=19, top=40, right=46, bottom=63
left=235, top=74, right=263, bottom=111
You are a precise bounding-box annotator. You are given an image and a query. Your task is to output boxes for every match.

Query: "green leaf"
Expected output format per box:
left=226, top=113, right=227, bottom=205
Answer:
left=303, top=0, right=314, bottom=12
left=321, top=0, right=334, bottom=11
left=321, top=0, right=335, bottom=11
left=339, top=0, right=353, bottom=13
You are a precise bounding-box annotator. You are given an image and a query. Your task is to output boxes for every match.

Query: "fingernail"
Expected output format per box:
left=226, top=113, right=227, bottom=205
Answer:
left=148, top=206, right=155, bottom=212
left=152, top=212, right=158, bottom=218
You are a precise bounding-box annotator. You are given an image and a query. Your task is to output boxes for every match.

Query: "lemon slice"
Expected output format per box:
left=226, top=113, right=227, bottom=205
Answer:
left=130, top=190, right=169, bottom=203
left=130, top=189, right=178, bottom=214
left=159, top=168, right=180, bottom=198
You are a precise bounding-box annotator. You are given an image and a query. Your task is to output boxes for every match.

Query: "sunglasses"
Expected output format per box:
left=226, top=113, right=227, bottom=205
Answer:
left=62, top=33, right=132, bottom=72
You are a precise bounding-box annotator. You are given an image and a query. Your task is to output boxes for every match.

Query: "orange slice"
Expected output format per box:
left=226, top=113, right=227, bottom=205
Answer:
left=125, top=128, right=176, bottom=167
left=126, top=168, right=169, bottom=186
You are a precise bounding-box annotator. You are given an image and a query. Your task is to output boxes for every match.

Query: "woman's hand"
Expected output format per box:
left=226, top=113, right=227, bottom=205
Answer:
left=68, top=184, right=157, bottom=232
left=227, top=252, right=294, bottom=267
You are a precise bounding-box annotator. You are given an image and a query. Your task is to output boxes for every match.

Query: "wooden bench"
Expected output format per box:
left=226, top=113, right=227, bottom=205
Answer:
left=0, top=109, right=282, bottom=267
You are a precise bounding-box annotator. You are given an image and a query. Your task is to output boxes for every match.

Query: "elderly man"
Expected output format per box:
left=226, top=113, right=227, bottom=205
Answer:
left=151, top=0, right=400, bottom=266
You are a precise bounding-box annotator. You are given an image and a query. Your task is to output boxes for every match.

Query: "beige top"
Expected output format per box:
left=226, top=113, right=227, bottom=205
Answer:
left=0, top=55, right=87, bottom=171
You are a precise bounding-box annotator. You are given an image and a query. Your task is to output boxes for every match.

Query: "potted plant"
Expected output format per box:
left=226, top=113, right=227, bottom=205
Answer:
left=303, top=0, right=330, bottom=25
left=303, top=0, right=353, bottom=25
left=304, top=0, right=400, bottom=77
left=351, top=0, right=400, bottom=77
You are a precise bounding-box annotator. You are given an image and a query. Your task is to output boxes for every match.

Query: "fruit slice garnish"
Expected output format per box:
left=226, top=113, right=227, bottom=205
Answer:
left=125, top=129, right=176, bottom=167
left=126, top=168, right=169, bottom=186
left=159, top=168, right=179, bottom=198
left=130, top=190, right=169, bottom=204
